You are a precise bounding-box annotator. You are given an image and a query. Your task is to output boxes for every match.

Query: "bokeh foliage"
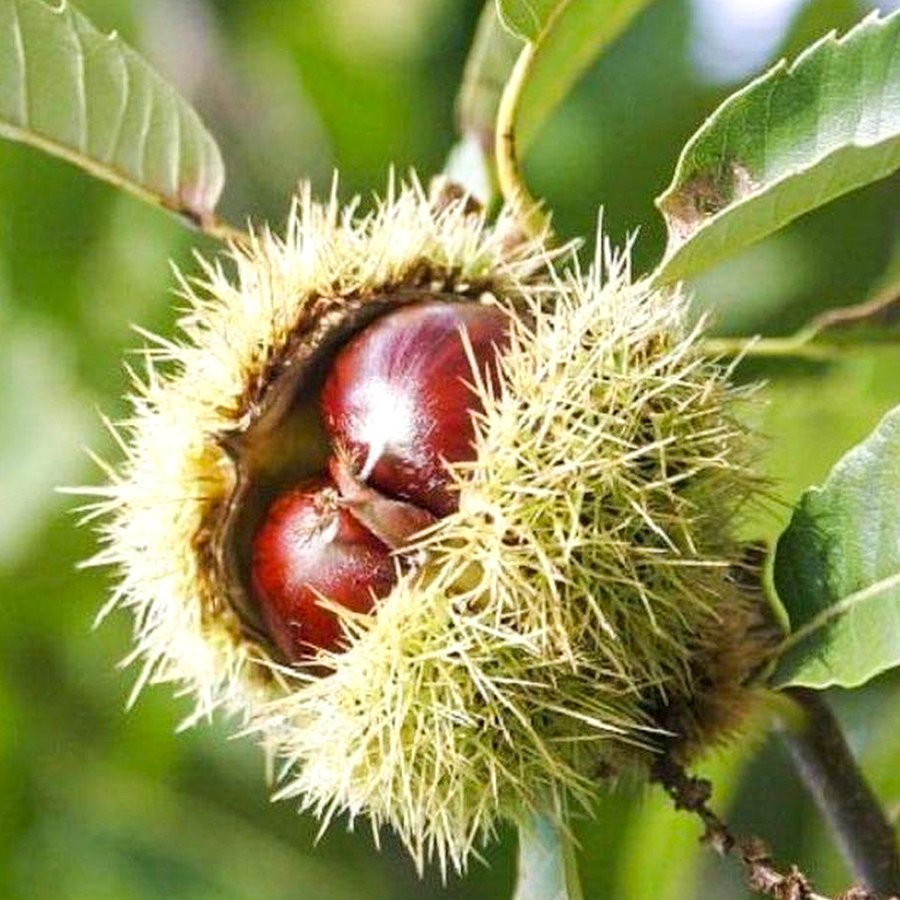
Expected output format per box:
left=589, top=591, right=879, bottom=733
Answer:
left=0, top=1, right=897, bottom=898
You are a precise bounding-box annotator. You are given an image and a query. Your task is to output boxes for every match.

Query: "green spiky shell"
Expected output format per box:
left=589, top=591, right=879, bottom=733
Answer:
left=82, top=177, right=771, bottom=874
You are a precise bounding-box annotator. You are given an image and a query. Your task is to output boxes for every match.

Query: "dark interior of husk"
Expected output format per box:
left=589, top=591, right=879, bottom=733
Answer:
left=205, top=289, right=478, bottom=659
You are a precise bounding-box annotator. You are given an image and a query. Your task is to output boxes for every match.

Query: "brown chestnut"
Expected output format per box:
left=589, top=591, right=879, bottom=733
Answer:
left=251, top=476, right=397, bottom=660
left=320, top=301, right=510, bottom=516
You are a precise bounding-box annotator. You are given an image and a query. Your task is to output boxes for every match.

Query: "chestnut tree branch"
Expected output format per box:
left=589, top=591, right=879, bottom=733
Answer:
left=777, top=689, right=900, bottom=896
left=650, top=754, right=898, bottom=900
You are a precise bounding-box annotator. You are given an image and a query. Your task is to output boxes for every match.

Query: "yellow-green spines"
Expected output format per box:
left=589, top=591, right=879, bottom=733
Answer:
left=81, top=177, right=766, bottom=876
left=79, top=178, right=550, bottom=720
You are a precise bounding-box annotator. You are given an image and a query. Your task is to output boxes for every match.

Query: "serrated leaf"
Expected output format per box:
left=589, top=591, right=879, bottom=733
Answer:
left=513, top=812, right=584, bottom=900
left=654, top=10, right=900, bottom=284
left=770, top=405, right=900, bottom=689
left=0, top=0, right=225, bottom=226
left=458, top=0, right=653, bottom=163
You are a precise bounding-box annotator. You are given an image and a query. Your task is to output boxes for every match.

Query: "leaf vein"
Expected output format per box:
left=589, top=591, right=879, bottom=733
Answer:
left=776, top=570, right=900, bottom=660
left=103, top=40, right=129, bottom=165
left=11, top=0, right=28, bottom=127
left=66, top=4, right=88, bottom=153
left=135, top=78, right=154, bottom=185
left=170, top=90, right=181, bottom=198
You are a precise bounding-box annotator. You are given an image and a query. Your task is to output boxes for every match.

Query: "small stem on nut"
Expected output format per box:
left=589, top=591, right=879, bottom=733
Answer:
left=776, top=689, right=900, bottom=896
left=327, top=453, right=437, bottom=551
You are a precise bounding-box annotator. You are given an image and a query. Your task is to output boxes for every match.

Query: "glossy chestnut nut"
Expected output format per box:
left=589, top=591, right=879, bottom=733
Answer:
left=320, top=301, right=510, bottom=516
left=251, top=476, right=397, bottom=660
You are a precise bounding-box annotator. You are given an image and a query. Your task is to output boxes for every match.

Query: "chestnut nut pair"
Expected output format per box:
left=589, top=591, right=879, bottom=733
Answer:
left=251, top=300, right=510, bottom=660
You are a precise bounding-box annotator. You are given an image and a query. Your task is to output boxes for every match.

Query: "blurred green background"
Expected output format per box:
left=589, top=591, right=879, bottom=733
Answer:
left=0, top=0, right=898, bottom=897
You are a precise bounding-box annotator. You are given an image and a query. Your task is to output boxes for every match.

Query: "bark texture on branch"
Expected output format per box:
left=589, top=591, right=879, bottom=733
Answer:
left=650, top=754, right=898, bottom=900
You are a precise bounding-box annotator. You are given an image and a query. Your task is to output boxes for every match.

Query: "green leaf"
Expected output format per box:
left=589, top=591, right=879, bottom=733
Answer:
left=654, top=10, right=900, bottom=284
left=458, top=0, right=653, bottom=156
left=517, top=0, right=654, bottom=150
left=514, top=811, right=584, bottom=900
left=457, top=3, right=522, bottom=146
left=496, top=0, right=559, bottom=41
left=0, top=0, right=225, bottom=226
left=770, top=405, right=900, bottom=689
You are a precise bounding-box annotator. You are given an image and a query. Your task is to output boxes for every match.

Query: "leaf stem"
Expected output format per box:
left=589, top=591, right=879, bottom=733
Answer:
left=495, top=42, right=552, bottom=240
left=776, top=688, right=900, bottom=895
left=699, top=335, right=834, bottom=360
left=193, top=212, right=252, bottom=246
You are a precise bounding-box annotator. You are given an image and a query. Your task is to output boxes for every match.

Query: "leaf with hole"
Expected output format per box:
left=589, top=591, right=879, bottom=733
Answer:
left=0, top=0, right=225, bottom=227
left=654, top=10, right=900, bottom=284
left=770, top=405, right=900, bottom=689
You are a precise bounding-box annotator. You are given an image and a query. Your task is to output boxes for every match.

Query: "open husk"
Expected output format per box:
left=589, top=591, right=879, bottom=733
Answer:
left=80, top=177, right=773, bottom=874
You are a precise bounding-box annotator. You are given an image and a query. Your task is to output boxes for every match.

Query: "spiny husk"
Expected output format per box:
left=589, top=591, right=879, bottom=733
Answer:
left=77, top=177, right=552, bottom=722
left=255, top=244, right=767, bottom=873
left=80, top=177, right=768, bottom=875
